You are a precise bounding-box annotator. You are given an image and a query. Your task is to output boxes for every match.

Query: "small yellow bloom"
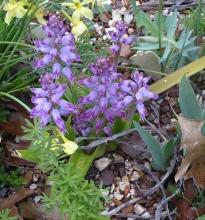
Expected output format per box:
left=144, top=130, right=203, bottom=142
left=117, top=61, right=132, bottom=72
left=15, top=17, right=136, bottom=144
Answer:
left=62, top=0, right=93, bottom=20
left=62, top=10, right=87, bottom=39
left=35, top=9, right=46, bottom=25
left=62, top=140, right=78, bottom=155
left=3, top=0, right=27, bottom=24
left=57, top=129, right=78, bottom=155
left=29, top=6, right=46, bottom=24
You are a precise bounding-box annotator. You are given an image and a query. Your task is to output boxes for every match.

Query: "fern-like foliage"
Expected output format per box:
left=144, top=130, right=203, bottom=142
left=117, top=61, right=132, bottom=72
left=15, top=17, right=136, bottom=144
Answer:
left=20, top=120, right=107, bottom=220
left=43, top=164, right=105, bottom=220
left=0, top=209, right=18, bottom=220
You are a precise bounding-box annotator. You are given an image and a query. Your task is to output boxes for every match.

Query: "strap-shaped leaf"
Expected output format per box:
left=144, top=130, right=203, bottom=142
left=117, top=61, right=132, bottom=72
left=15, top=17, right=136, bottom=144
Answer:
left=179, top=76, right=202, bottom=119
left=162, top=138, right=177, bottom=164
left=150, top=56, right=205, bottom=94
left=134, top=122, right=166, bottom=171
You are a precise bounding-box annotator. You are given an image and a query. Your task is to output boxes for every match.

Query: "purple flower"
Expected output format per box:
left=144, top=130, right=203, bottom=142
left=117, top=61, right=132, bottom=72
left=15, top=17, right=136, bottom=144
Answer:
left=30, top=73, right=78, bottom=133
left=33, top=14, right=80, bottom=81
left=120, top=71, right=158, bottom=119
left=74, top=58, right=127, bottom=136
left=106, top=21, right=135, bottom=55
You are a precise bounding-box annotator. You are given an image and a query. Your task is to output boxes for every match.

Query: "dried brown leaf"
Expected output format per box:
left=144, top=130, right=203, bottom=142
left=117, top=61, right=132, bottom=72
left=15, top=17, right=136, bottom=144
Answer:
left=0, top=187, right=35, bottom=211
left=175, top=116, right=205, bottom=187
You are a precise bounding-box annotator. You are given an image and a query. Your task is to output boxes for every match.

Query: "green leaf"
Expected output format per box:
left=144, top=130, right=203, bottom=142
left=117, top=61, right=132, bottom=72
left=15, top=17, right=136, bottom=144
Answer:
left=134, top=42, right=160, bottom=51
left=162, top=139, right=176, bottom=163
left=179, top=76, right=202, bottom=119
left=69, top=146, right=106, bottom=178
left=197, top=215, right=205, bottom=220
left=134, top=122, right=166, bottom=171
left=165, top=10, right=177, bottom=41
left=113, top=117, right=126, bottom=134
left=150, top=56, right=205, bottom=94
left=130, top=0, right=159, bottom=37
left=18, top=148, right=41, bottom=163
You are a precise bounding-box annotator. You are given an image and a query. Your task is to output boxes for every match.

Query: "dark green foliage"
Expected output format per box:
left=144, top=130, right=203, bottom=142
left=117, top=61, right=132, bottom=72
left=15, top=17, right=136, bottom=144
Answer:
left=0, top=168, right=24, bottom=188
left=183, top=0, right=205, bottom=36
left=0, top=0, right=40, bottom=94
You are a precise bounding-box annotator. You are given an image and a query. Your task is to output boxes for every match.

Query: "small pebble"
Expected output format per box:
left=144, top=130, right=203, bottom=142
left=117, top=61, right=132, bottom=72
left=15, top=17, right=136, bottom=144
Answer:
left=29, top=183, right=38, bottom=190
left=112, top=153, right=124, bottom=162
left=119, top=181, right=129, bottom=192
left=122, top=175, right=129, bottom=183
left=130, top=171, right=140, bottom=181
left=134, top=204, right=146, bottom=215
left=94, top=158, right=112, bottom=171
left=33, top=195, right=42, bottom=203
left=114, top=192, right=124, bottom=200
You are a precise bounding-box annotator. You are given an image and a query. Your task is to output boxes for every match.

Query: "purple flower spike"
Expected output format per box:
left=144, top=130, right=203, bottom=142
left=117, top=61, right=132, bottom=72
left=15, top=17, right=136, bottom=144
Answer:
left=120, top=71, right=158, bottom=119
left=106, top=21, right=135, bottom=55
left=74, top=58, right=127, bottom=136
left=30, top=73, right=78, bottom=133
left=34, top=14, right=79, bottom=80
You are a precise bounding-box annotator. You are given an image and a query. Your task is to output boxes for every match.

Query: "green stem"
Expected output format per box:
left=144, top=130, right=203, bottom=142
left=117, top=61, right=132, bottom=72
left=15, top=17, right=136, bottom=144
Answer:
left=0, top=92, right=31, bottom=112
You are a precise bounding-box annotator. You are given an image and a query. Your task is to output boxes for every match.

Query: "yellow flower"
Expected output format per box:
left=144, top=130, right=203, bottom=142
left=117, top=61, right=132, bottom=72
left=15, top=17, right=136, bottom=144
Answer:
left=3, top=0, right=27, bottom=24
left=57, top=128, right=78, bottom=155
left=29, top=6, right=46, bottom=24
left=62, top=0, right=93, bottom=20
left=62, top=10, right=87, bottom=39
left=62, top=140, right=78, bottom=155
left=35, top=8, right=46, bottom=25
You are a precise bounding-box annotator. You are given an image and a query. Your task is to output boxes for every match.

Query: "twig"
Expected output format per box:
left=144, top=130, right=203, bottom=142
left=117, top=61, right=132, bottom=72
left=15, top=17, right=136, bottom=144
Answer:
left=140, top=152, right=177, bottom=196
left=79, top=128, right=136, bottom=150
left=107, top=197, right=141, bottom=216
left=135, top=163, right=172, bottom=220
left=113, top=210, right=176, bottom=219
left=155, top=188, right=181, bottom=220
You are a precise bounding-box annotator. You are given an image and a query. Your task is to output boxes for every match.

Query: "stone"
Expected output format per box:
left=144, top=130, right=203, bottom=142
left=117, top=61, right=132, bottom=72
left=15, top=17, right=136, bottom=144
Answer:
left=122, top=175, right=129, bottom=183
left=118, top=167, right=126, bottom=177
left=33, top=195, right=42, bottom=203
left=114, top=192, right=124, bottom=200
left=119, top=181, right=130, bottom=192
left=94, top=158, right=112, bottom=171
left=130, top=189, right=136, bottom=197
left=112, top=153, right=124, bottom=162
left=100, top=170, right=114, bottom=186
left=130, top=171, right=140, bottom=181
left=29, top=183, right=38, bottom=190
left=142, top=212, right=151, bottom=218
left=134, top=204, right=146, bottom=215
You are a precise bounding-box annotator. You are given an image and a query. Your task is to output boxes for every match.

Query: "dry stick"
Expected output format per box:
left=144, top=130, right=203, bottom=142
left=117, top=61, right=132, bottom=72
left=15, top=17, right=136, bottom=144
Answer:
left=113, top=210, right=176, bottom=219
left=135, top=163, right=172, bottom=220
left=79, top=128, right=136, bottom=150
left=155, top=186, right=182, bottom=220
left=141, top=153, right=177, bottom=196
left=107, top=197, right=142, bottom=216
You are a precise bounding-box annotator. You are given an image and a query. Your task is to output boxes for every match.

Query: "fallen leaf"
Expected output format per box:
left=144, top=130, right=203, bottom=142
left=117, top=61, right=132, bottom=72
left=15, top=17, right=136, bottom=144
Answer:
left=175, top=116, right=205, bottom=188
left=130, top=51, right=170, bottom=80
left=19, top=199, right=68, bottom=220
left=172, top=179, right=198, bottom=220
left=8, top=205, right=23, bottom=220
left=0, top=187, right=35, bottom=211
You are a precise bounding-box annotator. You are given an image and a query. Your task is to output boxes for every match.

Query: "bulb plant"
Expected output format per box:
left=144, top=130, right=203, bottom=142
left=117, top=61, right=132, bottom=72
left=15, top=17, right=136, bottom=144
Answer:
left=3, top=0, right=205, bottom=219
